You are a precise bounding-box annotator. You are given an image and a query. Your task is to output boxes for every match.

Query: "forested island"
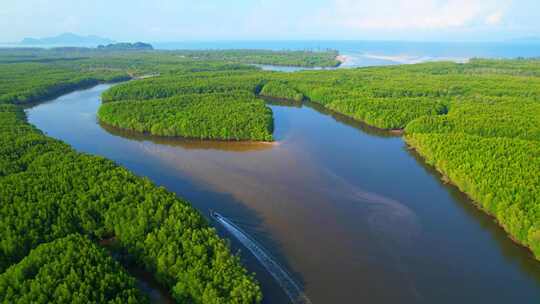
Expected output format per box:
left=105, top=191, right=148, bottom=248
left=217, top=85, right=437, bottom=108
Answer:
left=171, top=49, right=341, bottom=67
left=98, top=42, right=154, bottom=51
left=96, top=55, right=540, bottom=260
left=1, top=47, right=539, bottom=302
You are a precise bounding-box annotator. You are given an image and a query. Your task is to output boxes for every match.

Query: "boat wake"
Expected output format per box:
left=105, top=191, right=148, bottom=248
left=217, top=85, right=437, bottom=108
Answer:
left=212, top=212, right=312, bottom=304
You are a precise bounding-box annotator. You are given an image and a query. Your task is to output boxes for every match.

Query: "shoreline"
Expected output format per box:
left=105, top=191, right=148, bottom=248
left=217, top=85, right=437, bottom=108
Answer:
left=69, top=80, right=277, bottom=145
left=19, top=77, right=131, bottom=109
left=20, top=82, right=277, bottom=146
left=336, top=54, right=349, bottom=65
left=404, top=141, right=537, bottom=259
left=97, top=117, right=279, bottom=146
left=262, top=91, right=538, bottom=261
left=22, top=78, right=540, bottom=302
left=24, top=73, right=538, bottom=265
left=14, top=85, right=265, bottom=302
left=260, top=94, right=404, bottom=136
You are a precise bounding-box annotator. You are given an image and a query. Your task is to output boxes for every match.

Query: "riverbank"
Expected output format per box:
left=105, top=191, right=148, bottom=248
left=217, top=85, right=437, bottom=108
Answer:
left=0, top=90, right=263, bottom=303
left=99, top=235, right=175, bottom=304
left=261, top=85, right=539, bottom=261
left=98, top=117, right=279, bottom=146
left=261, top=94, right=404, bottom=136
left=15, top=76, right=131, bottom=107
left=3, top=48, right=539, bottom=302
left=336, top=54, right=349, bottom=65
left=26, top=83, right=540, bottom=303
left=405, top=133, right=540, bottom=259
left=406, top=141, right=534, bottom=252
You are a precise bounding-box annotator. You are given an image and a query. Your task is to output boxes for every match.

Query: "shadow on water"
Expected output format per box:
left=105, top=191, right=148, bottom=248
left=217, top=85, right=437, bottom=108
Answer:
left=127, top=267, right=175, bottom=304
left=99, top=90, right=540, bottom=303
left=24, top=85, right=294, bottom=303
left=101, top=139, right=296, bottom=303
left=259, top=95, right=401, bottom=138
left=303, top=101, right=402, bottom=138
left=99, top=121, right=276, bottom=152
left=92, top=96, right=306, bottom=304
left=26, top=83, right=540, bottom=304
left=100, top=237, right=175, bottom=304
left=146, top=167, right=301, bottom=304
left=405, top=146, right=540, bottom=283
left=261, top=96, right=304, bottom=108
left=95, top=95, right=409, bottom=304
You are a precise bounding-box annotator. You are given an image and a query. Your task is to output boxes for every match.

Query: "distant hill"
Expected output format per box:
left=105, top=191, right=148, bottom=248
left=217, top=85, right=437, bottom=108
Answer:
left=20, top=33, right=115, bottom=46
left=97, top=42, right=154, bottom=51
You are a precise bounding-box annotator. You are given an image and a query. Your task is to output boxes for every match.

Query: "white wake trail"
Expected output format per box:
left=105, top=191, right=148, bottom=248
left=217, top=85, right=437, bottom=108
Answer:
left=212, top=212, right=312, bottom=304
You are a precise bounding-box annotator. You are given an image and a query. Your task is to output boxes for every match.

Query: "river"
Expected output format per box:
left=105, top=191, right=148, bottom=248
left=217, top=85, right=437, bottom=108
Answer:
left=26, top=84, right=540, bottom=303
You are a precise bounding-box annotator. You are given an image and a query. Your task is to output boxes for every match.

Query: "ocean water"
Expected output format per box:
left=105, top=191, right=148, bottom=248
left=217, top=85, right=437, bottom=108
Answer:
left=154, top=40, right=540, bottom=67
left=2, top=40, right=538, bottom=67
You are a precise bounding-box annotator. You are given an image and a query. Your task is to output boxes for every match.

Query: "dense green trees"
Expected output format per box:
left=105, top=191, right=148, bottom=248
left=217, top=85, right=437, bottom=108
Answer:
left=101, top=72, right=263, bottom=102
left=2, top=47, right=540, bottom=302
left=253, top=61, right=540, bottom=129
left=405, top=98, right=540, bottom=141
left=259, top=81, right=304, bottom=101
left=99, top=72, right=273, bottom=141
left=102, top=57, right=539, bottom=260
left=99, top=92, right=273, bottom=140
left=0, top=105, right=262, bottom=302
left=0, top=63, right=129, bottom=105
left=0, top=50, right=338, bottom=302
left=402, top=91, right=540, bottom=258
left=98, top=42, right=154, bottom=50
left=0, top=234, right=147, bottom=303
left=0, top=47, right=339, bottom=68
left=405, top=133, right=540, bottom=257
left=0, top=47, right=341, bottom=104
left=254, top=58, right=540, bottom=258
left=169, top=49, right=340, bottom=67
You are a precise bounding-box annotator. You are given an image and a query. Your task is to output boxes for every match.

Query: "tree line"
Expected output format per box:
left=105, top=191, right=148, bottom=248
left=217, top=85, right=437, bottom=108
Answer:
left=0, top=234, right=148, bottom=303
left=104, top=57, right=540, bottom=260
left=1, top=48, right=540, bottom=303
left=0, top=104, right=262, bottom=303
left=99, top=91, right=273, bottom=141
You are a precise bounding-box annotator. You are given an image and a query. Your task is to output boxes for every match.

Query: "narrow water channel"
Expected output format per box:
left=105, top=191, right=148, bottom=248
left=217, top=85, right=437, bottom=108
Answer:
left=27, top=84, right=540, bottom=303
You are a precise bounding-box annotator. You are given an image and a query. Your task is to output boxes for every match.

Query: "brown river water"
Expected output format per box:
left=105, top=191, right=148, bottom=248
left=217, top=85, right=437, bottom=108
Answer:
left=27, top=84, right=540, bottom=303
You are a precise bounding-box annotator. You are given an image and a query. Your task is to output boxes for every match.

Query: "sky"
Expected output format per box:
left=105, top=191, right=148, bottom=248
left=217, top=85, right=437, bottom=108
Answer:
left=0, top=0, right=539, bottom=42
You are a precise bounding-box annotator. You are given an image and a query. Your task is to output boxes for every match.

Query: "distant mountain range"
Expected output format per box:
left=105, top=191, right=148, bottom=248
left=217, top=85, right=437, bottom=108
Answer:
left=20, top=33, right=115, bottom=46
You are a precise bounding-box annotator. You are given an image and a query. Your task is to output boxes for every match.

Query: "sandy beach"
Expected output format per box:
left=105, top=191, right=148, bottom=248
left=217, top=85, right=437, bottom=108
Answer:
left=336, top=54, right=349, bottom=64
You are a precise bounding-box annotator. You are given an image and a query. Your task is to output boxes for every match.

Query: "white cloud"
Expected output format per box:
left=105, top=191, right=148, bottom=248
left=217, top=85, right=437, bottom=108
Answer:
left=326, top=0, right=508, bottom=30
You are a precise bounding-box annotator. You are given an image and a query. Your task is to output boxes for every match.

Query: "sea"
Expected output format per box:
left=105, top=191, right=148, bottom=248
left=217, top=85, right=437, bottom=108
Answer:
left=153, top=40, right=540, bottom=68
left=2, top=40, right=539, bottom=67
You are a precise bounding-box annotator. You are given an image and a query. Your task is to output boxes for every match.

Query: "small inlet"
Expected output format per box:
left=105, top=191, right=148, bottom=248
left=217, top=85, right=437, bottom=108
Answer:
left=212, top=211, right=312, bottom=304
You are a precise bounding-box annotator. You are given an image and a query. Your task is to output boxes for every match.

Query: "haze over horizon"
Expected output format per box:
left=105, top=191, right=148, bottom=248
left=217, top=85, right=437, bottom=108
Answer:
left=1, top=0, right=539, bottom=43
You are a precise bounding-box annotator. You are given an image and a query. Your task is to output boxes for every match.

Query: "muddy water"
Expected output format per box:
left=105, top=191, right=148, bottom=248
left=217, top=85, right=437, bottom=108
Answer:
left=27, top=84, right=540, bottom=303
